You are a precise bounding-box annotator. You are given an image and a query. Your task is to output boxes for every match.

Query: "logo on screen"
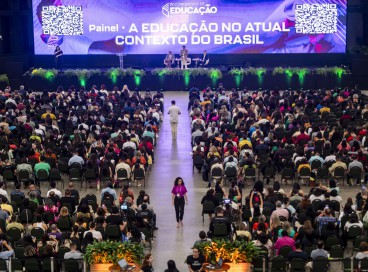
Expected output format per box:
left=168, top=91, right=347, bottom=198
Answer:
left=162, top=2, right=217, bottom=17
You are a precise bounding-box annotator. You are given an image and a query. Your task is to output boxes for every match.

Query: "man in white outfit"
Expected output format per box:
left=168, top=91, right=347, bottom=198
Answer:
left=168, top=100, right=181, bottom=140
left=180, top=45, right=188, bottom=70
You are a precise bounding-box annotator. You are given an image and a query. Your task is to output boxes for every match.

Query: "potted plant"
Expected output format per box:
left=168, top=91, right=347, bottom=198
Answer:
left=84, top=241, right=145, bottom=272
left=196, top=240, right=265, bottom=272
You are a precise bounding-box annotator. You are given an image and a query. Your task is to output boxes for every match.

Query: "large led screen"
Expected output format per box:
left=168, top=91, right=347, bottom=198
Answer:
left=32, top=0, right=347, bottom=54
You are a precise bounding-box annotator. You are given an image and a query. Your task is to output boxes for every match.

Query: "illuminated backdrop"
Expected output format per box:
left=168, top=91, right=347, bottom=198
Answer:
left=32, top=0, right=347, bottom=55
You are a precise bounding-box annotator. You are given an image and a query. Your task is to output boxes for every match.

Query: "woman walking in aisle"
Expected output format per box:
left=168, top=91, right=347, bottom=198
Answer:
left=171, top=177, right=188, bottom=228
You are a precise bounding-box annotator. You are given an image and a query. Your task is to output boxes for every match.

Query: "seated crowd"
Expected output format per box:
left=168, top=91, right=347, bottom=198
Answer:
left=0, top=82, right=366, bottom=271
left=190, top=85, right=368, bottom=269
left=0, top=85, right=163, bottom=270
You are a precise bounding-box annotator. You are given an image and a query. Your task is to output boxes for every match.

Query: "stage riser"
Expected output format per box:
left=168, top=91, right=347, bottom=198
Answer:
left=21, top=74, right=352, bottom=91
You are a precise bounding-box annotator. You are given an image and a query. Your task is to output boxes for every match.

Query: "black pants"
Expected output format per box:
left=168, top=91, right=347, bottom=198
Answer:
left=56, top=57, right=62, bottom=71
left=174, top=197, right=185, bottom=222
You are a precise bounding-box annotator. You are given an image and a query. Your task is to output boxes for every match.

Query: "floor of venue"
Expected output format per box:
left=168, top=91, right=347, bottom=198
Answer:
left=8, top=91, right=363, bottom=271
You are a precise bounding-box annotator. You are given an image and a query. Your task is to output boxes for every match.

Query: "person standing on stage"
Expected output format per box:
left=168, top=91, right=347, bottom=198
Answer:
left=54, top=46, right=63, bottom=71
left=168, top=100, right=181, bottom=141
left=199, top=50, right=209, bottom=67
left=164, top=51, right=175, bottom=68
left=180, top=45, right=188, bottom=70
left=171, top=177, right=188, bottom=228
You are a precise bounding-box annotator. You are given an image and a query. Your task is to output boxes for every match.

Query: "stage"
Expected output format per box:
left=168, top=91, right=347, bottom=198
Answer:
left=21, top=66, right=352, bottom=91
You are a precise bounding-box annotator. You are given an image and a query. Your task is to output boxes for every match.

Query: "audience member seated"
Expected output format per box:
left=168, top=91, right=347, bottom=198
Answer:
left=83, top=222, right=103, bottom=241
left=24, top=245, right=38, bottom=259
left=356, top=242, right=368, bottom=259
left=193, top=231, right=212, bottom=246
left=295, top=220, right=319, bottom=249
left=252, top=232, right=273, bottom=258
left=274, top=230, right=296, bottom=255
left=60, top=189, right=77, bottom=213
left=64, top=242, right=83, bottom=259
left=0, top=199, right=9, bottom=222
left=6, top=215, right=24, bottom=233
left=287, top=241, right=308, bottom=261
left=0, top=238, right=14, bottom=260
left=10, top=183, right=25, bottom=199
left=306, top=240, right=329, bottom=271
left=17, top=234, right=37, bottom=248
left=106, top=206, right=127, bottom=232
left=48, top=224, right=63, bottom=241
left=186, top=247, right=205, bottom=272
left=81, top=232, right=95, bottom=253
left=101, top=183, right=117, bottom=202
left=208, top=206, right=231, bottom=238
left=37, top=233, right=58, bottom=251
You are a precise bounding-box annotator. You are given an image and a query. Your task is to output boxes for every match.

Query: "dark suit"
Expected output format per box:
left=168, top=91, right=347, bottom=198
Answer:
left=199, top=53, right=209, bottom=67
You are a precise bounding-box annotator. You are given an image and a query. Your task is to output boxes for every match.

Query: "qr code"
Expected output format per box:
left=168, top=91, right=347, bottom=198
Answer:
left=295, top=4, right=338, bottom=34
left=42, top=6, right=83, bottom=35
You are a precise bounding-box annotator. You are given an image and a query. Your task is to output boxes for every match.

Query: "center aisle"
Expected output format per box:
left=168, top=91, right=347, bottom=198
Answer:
left=148, top=92, right=207, bottom=271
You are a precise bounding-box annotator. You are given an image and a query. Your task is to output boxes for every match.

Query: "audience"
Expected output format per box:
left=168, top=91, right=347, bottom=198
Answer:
left=0, top=85, right=366, bottom=270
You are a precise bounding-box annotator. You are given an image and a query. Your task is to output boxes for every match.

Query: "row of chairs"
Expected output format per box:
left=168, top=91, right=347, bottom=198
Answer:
left=194, top=154, right=365, bottom=188
left=3, top=158, right=149, bottom=190
left=252, top=255, right=336, bottom=272
left=0, top=257, right=80, bottom=272
left=254, top=256, right=368, bottom=272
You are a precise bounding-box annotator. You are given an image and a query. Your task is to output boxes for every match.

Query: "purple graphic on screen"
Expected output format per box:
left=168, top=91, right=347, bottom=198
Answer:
left=32, top=0, right=347, bottom=55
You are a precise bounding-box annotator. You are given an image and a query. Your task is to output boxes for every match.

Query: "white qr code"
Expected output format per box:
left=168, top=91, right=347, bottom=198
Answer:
left=295, top=4, right=338, bottom=34
left=42, top=6, right=83, bottom=35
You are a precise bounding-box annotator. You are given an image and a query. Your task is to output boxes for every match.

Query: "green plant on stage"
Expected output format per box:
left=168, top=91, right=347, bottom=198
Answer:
left=315, top=67, right=347, bottom=77
left=293, top=67, right=310, bottom=80
left=152, top=68, right=180, bottom=77
left=84, top=241, right=144, bottom=266
left=63, top=69, right=101, bottom=87
left=125, top=68, right=146, bottom=77
left=0, top=74, right=9, bottom=84
left=209, top=68, right=223, bottom=80
left=255, top=67, right=267, bottom=78
left=228, top=68, right=244, bottom=76
left=106, top=68, right=146, bottom=82
left=334, top=67, right=346, bottom=78
left=63, top=69, right=100, bottom=80
left=190, top=68, right=203, bottom=77
left=272, top=66, right=285, bottom=75
left=315, top=67, right=329, bottom=76
left=30, top=68, right=46, bottom=78
left=30, top=68, right=58, bottom=80
left=151, top=68, right=222, bottom=79
left=106, top=68, right=125, bottom=83
left=244, top=67, right=258, bottom=76
left=228, top=67, right=262, bottom=76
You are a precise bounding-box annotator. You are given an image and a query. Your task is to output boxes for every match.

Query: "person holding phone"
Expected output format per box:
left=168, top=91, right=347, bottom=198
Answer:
left=171, top=177, right=188, bottom=228
left=250, top=190, right=264, bottom=219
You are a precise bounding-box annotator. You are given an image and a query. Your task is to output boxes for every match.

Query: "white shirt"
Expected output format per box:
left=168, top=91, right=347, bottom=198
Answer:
left=0, top=189, right=8, bottom=200
left=64, top=250, right=83, bottom=259
left=152, top=112, right=160, bottom=121
left=168, top=105, right=181, bottom=123
left=83, top=229, right=103, bottom=241
left=344, top=221, right=363, bottom=231
left=309, top=195, right=325, bottom=202
left=115, top=162, right=132, bottom=178
left=122, top=141, right=136, bottom=150
left=47, top=188, right=62, bottom=198
left=330, top=196, right=342, bottom=203
left=325, top=155, right=337, bottom=162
